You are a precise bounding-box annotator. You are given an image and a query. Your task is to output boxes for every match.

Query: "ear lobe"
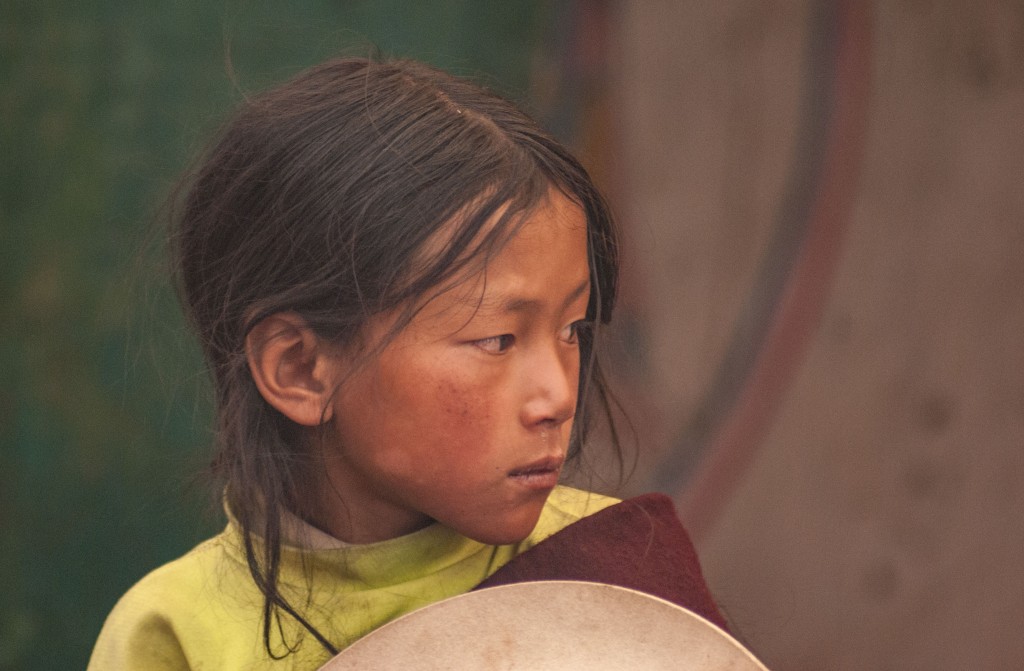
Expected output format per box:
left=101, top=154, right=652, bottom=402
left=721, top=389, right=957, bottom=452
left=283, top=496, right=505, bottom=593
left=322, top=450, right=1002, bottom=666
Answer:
left=246, top=312, right=338, bottom=426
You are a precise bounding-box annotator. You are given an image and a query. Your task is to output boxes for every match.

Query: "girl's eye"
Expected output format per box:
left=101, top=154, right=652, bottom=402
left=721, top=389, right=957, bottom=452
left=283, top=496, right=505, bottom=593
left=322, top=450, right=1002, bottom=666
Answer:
left=474, top=334, right=515, bottom=354
left=562, top=320, right=591, bottom=344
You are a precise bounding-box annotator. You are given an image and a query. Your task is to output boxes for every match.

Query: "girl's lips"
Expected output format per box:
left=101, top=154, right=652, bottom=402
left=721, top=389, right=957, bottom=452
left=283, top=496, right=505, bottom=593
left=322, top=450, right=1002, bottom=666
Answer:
left=508, top=457, right=564, bottom=489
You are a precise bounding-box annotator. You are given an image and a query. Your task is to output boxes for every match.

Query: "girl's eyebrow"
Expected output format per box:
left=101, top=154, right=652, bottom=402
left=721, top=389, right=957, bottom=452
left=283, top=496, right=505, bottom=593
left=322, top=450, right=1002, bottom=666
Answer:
left=486, top=277, right=591, bottom=315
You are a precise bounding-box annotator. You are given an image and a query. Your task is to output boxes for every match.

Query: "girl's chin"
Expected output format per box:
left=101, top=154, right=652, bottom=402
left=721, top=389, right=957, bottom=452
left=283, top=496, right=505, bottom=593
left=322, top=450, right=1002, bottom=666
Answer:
left=456, top=505, right=548, bottom=546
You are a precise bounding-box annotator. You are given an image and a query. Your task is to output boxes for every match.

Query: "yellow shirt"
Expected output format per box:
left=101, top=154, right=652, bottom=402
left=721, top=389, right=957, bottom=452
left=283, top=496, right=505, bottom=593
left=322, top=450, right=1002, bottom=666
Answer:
left=88, top=486, right=617, bottom=670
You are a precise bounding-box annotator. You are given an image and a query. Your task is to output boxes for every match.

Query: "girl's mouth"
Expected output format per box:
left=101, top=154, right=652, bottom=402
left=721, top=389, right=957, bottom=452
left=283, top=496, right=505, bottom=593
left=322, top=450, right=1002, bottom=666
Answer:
left=508, top=457, right=564, bottom=489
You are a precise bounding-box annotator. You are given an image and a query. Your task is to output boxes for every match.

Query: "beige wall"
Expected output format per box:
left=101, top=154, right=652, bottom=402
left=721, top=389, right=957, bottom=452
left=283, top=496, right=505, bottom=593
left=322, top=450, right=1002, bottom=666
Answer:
left=608, top=1, right=1024, bottom=668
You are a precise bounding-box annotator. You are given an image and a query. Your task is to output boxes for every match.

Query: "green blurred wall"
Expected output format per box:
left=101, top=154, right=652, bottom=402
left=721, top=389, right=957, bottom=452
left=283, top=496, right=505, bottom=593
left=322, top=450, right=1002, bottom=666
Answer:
left=0, top=2, right=546, bottom=668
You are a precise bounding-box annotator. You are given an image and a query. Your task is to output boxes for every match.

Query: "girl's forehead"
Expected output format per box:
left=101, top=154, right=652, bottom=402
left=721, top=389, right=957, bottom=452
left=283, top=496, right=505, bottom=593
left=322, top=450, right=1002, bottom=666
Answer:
left=413, top=193, right=590, bottom=318
left=456, top=186, right=583, bottom=256
left=410, top=185, right=584, bottom=284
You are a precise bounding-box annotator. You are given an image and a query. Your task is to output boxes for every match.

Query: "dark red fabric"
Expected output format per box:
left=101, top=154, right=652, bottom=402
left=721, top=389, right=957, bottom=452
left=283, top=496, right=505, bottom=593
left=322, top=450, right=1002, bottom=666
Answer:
left=473, top=494, right=729, bottom=631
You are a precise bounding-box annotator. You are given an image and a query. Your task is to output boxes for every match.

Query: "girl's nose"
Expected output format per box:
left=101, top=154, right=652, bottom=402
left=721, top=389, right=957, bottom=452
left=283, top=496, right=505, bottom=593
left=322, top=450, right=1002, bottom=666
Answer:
left=519, top=344, right=579, bottom=429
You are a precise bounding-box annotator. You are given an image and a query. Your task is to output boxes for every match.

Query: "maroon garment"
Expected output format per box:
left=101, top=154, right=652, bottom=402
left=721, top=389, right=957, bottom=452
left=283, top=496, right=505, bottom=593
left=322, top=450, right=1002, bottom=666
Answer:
left=473, top=493, right=729, bottom=631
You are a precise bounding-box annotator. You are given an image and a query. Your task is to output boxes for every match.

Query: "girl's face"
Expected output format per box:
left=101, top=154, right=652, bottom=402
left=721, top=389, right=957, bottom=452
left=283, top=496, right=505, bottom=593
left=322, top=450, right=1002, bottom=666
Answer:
left=319, top=190, right=591, bottom=545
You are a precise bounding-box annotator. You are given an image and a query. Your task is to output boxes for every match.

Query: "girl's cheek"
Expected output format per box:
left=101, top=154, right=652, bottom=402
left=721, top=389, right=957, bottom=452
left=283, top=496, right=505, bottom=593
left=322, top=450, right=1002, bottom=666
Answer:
left=436, top=372, right=498, bottom=436
left=438, top=379, right=488, bottom=422
left=375, top=448, right=418, bottom=475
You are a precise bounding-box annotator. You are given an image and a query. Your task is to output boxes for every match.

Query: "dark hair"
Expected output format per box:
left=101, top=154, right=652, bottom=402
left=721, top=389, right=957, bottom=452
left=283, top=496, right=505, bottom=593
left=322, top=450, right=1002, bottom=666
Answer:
left=171, top=56, right=619, bottom=658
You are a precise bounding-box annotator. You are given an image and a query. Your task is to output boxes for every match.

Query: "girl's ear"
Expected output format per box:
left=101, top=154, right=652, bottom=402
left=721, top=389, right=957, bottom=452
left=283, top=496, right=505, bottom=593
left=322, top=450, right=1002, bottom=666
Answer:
left=246, top=312, right=339, bottom=426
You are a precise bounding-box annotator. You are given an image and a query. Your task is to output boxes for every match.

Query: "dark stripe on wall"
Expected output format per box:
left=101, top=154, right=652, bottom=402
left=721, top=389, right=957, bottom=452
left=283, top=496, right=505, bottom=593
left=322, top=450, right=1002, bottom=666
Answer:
left=652, top=0, right=874, bottom=538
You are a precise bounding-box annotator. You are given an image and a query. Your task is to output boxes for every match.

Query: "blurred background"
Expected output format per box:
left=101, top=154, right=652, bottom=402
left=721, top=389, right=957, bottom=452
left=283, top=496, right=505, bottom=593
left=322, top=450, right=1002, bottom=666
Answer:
left=2, top=1, right=1022, bottom=669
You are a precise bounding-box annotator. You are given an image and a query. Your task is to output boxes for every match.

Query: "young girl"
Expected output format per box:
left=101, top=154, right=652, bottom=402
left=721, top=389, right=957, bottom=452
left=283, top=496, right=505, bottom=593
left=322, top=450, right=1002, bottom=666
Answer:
left=89, top=56, right=724, bottom=670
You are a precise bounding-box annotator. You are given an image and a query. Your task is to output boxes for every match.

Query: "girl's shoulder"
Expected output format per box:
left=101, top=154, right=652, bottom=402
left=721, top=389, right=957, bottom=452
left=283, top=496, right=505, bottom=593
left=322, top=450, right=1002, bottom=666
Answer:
left=117, top=527, right=243, bottom=605
left=87, top=527, right=259, bottom=671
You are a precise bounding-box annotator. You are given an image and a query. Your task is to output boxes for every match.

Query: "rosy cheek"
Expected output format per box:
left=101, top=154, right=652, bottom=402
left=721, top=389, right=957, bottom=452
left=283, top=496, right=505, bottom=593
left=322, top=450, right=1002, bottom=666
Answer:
left=437, top=377, right=493, bottom=435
